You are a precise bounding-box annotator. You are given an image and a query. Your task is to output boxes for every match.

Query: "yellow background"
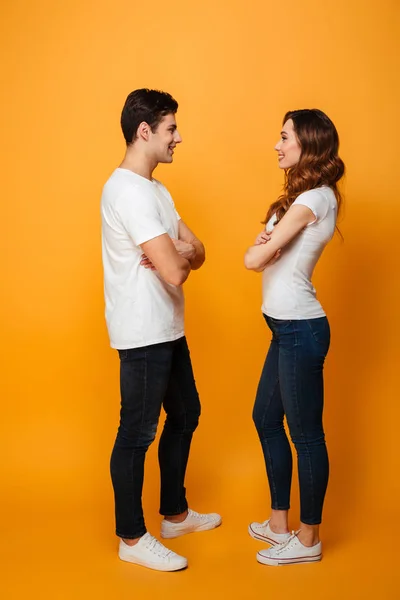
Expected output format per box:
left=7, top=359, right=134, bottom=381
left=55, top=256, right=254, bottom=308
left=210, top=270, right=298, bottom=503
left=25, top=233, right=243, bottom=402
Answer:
left=1, top=0, right=399, bottom=597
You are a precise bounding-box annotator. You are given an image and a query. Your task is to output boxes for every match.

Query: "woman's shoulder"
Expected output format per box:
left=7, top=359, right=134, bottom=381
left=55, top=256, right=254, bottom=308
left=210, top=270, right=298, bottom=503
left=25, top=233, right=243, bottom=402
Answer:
left=293, top=187, right=336, bottom=222
left=295, top=186, right=334, bottom=202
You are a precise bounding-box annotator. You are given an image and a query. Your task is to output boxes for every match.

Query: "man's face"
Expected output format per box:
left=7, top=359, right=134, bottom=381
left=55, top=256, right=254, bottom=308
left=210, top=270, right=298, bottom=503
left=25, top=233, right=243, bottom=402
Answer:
left=148, top=113, right=182, bottom=164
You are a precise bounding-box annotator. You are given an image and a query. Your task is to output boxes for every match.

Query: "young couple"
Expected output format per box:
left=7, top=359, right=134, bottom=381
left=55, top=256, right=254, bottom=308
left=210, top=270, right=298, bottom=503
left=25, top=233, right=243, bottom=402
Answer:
left=101, top=89, right=345, bottom=571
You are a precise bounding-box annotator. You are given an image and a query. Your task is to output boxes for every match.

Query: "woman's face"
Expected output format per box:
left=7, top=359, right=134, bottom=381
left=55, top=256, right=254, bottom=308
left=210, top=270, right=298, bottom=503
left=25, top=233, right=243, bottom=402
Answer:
left=274, top=119, right=301, bottom=169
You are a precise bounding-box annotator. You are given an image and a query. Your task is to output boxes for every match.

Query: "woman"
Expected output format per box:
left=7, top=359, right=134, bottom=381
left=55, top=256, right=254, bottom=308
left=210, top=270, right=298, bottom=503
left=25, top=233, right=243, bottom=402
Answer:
left=244, top=109, right=345, bottom=566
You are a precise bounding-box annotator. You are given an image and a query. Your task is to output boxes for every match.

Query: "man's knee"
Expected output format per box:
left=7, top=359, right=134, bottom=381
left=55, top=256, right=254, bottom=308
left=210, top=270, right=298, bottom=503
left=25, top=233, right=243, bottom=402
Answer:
left=116, top=422, right=158, bottom=449
left=252, top=406, right=262, bottom=433
left=188, top=406, right=200, bottom=432
left=165, top=405, right=200, bottom=434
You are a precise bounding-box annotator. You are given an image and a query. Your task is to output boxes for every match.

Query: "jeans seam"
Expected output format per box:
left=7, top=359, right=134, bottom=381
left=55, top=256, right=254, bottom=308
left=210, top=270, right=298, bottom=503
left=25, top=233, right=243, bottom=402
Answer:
left=138, top=349, right=148, bottom=437
left=130, top=349, right=148, bottom=535
left=292, top=324, right=316, bottom=523
left=305, top=317, right=330, bottom=354
left=260, top=376, right=279, bottom=507
left=175, top=370, right=186, bottom=514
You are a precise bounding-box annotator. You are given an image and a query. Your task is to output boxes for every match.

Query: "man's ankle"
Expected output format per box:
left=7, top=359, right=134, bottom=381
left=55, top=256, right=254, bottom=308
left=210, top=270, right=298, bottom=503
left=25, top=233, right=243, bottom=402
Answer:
left=164, top=510, right=188, bottom=524
left=122, top=537, right=141, bottom=547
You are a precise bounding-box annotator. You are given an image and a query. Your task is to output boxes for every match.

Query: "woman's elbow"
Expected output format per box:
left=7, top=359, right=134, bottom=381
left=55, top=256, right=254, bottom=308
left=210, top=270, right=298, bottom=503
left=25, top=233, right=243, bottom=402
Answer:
left=244, top=251, right=258, bottom=270
left=244, top=256, right=252, bottom=270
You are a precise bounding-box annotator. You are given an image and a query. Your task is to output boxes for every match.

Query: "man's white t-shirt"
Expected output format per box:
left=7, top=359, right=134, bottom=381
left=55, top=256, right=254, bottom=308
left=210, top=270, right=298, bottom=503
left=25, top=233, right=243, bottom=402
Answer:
left=262, top=186, right=337, bottom=319
left=101, top=168, right=184, bottom=349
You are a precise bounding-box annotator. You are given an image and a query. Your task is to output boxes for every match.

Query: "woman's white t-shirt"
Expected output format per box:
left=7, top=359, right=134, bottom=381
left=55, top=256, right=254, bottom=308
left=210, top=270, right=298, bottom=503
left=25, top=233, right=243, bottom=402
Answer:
left=101, top=168, right=184, bottom=349
left=261, top=186, right=337, bottom=320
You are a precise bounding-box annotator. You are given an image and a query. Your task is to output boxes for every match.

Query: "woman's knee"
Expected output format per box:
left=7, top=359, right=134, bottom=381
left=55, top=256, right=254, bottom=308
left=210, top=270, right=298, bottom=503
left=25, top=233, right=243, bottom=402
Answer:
left=253, top=408, right=285, bottom=439
left=290, top=431, right=327, bottom=453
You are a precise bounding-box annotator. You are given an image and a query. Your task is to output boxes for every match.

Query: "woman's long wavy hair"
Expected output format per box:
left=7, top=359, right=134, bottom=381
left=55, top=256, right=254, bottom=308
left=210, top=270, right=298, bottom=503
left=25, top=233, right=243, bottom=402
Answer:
left=264, top=109, right=345, bottom=226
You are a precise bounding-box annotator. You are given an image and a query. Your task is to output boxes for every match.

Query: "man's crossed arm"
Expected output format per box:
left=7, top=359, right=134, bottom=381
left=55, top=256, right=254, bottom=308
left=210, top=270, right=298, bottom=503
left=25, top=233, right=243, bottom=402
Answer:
left=140, top=220, right=205, bottom=286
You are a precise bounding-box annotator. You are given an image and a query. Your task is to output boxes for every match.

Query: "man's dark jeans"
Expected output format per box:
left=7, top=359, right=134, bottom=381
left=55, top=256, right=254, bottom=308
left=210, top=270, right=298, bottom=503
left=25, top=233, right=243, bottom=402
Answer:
left=110, top=336, right=201, bottom=539
left=253, top=316, right=330, bottom=525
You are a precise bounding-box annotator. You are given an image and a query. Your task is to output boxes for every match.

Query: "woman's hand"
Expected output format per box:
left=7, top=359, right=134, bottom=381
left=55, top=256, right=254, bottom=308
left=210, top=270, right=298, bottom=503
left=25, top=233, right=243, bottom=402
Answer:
left=255, top=230, right=272, bottom=245
left=245, top=205, right=314, bottom=271
left=268, top=249, right=282, bottom=265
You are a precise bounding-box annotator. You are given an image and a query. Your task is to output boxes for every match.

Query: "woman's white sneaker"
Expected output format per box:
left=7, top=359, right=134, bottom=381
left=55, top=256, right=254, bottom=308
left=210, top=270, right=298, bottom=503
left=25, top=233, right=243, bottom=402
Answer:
left=257, top=532, right=322, bottom=566
left=118, top=532, right=188, bottom=571
left=248, top=519, right=291, bottom=545
left=161, top=508, right=222, bottom=539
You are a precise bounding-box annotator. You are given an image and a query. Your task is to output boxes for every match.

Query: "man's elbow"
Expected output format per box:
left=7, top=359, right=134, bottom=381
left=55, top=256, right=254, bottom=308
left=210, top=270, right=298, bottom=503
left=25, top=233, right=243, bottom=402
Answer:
left=191, top=253, right=206, bottom=270
left=168, top=272, right=188, bottom=286
left=163, top=265, right=190, bottom=287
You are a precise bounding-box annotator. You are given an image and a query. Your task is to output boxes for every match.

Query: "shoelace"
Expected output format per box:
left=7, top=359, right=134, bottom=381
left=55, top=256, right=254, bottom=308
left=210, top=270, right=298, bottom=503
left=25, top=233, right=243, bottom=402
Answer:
left=144, top=535, right=172, bottom=558
left=274, top=531, right=298, bottom=555
left=189, top=509, right=208, bottom=521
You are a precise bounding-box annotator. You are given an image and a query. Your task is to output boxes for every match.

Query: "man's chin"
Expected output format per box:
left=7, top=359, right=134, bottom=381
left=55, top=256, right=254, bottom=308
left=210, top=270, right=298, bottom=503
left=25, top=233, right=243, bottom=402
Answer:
left=159, top=156, right=174, bottom=164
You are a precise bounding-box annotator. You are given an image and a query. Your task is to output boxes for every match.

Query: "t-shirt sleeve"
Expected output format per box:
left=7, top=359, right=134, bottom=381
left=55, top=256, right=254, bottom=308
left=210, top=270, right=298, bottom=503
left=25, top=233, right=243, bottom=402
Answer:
left=293, top=190, right=330, bottom=223
left=114, top=188, right=167, bottom=246
left=155, top=180, right=181, bottom=221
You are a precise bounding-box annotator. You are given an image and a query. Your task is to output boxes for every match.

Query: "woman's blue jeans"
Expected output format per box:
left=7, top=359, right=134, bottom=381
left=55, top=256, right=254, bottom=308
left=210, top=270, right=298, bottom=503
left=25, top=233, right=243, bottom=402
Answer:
left=253, top=315, right=330, bottom=525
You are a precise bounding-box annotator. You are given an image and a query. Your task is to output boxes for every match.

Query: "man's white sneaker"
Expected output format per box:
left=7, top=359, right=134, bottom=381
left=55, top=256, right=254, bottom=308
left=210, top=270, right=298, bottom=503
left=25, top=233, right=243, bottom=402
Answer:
left=118, top=532, right=188, bottom=571
left=248, top=519, right=291, bottom=545
left=257, top=532, right=322, bottom=566
left=161, top=508, right=222, bottom=539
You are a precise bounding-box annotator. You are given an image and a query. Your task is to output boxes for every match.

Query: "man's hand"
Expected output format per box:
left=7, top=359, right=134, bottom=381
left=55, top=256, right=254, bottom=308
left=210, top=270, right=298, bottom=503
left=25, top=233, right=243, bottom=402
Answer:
left=140, top=238, right=195, bottom=271
left=171, top=238, right=196, bottom=262
left=139, top=233, right=191, bottom=286
left=140, top=254, right=156, bottom=270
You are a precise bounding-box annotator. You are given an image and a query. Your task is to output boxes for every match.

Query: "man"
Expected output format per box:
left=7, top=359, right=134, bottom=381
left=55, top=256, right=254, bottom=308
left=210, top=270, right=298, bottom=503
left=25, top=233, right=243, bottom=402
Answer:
left=101, top=89, right=221, bottom=572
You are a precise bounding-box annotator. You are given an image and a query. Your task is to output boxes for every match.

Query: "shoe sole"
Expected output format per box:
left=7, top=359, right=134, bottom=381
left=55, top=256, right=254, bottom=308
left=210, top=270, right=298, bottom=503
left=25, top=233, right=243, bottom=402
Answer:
left=257, top=552, right=322, bottom=566
left=248, top=524, right=287, bottom=546
left=119, top=554, right=188, bottom=571
left=161, top=519, right=222, bottom=539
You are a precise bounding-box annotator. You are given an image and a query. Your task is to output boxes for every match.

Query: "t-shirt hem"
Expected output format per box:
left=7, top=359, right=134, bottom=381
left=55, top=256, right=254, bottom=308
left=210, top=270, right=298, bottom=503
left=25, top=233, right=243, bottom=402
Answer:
left=110, top=331, right=185, bottom=350
left=262, top=309, right=326, bottom=320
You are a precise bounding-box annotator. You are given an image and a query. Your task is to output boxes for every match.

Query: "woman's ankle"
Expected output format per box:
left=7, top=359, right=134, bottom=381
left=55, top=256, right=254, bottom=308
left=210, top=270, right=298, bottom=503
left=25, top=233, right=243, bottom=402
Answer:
left=297, top=523, right=320, bottom=547
left=269, top=510, right=289, bottom=534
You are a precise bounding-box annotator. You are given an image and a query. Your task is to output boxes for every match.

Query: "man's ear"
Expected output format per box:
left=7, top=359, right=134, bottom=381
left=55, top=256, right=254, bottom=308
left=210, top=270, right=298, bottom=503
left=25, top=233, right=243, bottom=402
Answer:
left=137, top=121, right=151, bottom=141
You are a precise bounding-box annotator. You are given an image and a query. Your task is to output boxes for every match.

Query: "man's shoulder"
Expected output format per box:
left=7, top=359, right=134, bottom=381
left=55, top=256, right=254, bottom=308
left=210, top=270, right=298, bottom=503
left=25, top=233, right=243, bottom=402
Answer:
left=152, top=178, right=175, bottom=206
left=152, top=178, right=169, bottom=194
left=102, top=169, right=155, bottom=207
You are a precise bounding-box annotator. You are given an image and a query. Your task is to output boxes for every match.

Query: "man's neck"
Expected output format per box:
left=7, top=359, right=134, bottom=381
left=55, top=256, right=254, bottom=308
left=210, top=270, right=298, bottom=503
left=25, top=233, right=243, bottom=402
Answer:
left=119, top=147, right=157, bottom=181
